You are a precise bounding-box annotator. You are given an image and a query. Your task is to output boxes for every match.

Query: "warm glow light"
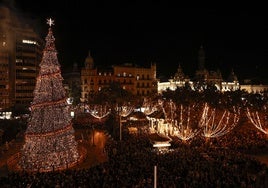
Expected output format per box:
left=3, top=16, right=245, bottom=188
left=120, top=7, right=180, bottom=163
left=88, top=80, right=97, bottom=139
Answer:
left=19, top=19, right=80, bottom=172
left=246, top=107, right=268, bottom=135
left=200, top=103, right=240, bottom=138
left=116, top=105, right=134, bottom=117
left=22, top=39, right=37, bottom=45
left=142, top=98, right=159, bottom=116
left=172, top=104, right=200, bottom=141
left=89, top=105, right=111, bottom=119
left=153, top=143, right=171, bottom=147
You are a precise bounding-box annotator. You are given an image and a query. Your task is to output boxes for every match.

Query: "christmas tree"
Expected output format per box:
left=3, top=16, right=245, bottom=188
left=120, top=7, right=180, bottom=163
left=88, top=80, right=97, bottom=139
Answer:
left=19, top=19, right=79, bottom=172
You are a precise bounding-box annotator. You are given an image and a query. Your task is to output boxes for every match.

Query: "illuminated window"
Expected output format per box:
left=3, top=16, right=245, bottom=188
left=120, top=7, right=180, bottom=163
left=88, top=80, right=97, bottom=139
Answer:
left=123, top=72, right=126, bottom=77
left=22, top=39, right=37, bottom=45
left=16, top=59, right=23, bottom=63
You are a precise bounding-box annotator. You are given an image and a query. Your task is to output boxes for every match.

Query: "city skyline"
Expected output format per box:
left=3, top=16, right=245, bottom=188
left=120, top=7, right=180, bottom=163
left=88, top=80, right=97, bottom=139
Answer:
left=3, top=1, right=268, bottom=82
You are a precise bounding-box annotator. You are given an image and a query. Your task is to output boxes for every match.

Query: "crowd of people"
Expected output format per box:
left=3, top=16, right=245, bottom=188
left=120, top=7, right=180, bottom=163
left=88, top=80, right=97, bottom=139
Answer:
left=0, top=121, right=267, bottom=187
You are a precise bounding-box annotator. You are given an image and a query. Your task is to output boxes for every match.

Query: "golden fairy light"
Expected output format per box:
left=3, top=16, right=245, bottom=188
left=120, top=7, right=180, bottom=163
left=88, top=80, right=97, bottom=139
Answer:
left=172, top=104, right=200, bottom=141
left=88, top=104, right=111, bottom=119
left=142, top=97, right=159, bottom=116
left=19, top=19, right=80, bottom=172
left=246, top=107, right=268, bottom=135
left=199, top=103, right=240, bottom=138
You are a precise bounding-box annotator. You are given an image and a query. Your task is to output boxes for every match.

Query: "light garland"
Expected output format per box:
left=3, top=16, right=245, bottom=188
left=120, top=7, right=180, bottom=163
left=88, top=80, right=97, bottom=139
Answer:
left=142, top=98, right=159, bottom=116
left=246, top=107, right=268, bottom=135
left=88, top=104, right=111, bottom=119
left=148, top=101, right=200, bottom=141
left=199, top=103, right=240, bottom=138
left=25, top=124, right=73, bottom=138
left=31, top=98, right=67, bottom=109
left=172, top=104, right=199, bottom=141
left=115, top=105, right=134, bottom=117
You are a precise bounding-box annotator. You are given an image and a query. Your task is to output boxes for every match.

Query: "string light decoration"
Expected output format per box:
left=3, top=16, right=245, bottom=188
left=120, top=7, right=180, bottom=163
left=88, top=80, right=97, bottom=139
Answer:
left=199, top=103, right=240, bottom=138
left=19, top=19, right=79, bottom=172
left=172, top=104, right=200, bottom=141
left=142, top=98, right=159, bottom=116
left=88, top=104, right=111, bottom=119
left=246, top=106, right=268, bottom=135
left=115, top=104, right=134, bottom=117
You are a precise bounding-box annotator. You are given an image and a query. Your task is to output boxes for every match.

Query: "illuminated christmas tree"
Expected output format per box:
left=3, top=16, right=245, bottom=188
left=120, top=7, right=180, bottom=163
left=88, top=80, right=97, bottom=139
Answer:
left=19, top=19, right=79, bottom=172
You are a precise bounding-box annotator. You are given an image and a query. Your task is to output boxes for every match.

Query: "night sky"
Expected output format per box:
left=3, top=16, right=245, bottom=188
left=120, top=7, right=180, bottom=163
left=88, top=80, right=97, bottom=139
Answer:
left=3, top=1, right=268, bottom=83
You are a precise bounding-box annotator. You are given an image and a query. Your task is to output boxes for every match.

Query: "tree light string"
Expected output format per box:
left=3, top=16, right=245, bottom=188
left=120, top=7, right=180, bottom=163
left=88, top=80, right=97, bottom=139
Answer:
left=199, top=103, right=240, bottom=138
left=19, top=20, right=80, bottom=172
left=246, top=107, right=268, bottom=134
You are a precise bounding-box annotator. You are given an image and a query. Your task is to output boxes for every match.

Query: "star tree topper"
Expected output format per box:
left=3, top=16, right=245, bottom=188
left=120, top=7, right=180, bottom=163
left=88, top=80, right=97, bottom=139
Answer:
left=47, top=18, right=54, bottom=27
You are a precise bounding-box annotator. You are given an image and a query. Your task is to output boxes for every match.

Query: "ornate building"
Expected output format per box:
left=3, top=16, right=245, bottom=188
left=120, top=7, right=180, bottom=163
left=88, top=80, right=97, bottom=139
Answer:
left=0, top=6, right=44, bottom=111
left=194, top=45, right=223, bottom=90
left=158, top=65, right=193, bottom=93
left=158, top=45, right=239, bottom=93
left=81, top=51, right=158, bottom=102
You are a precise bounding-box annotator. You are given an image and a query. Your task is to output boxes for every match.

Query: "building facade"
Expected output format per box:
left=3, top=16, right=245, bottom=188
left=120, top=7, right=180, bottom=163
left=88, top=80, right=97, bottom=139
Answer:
left=240, top=85, right=268, bottom=93
left=81, top=52, right=158, bottom=102
left=0, top=6, right=44, bottom=110
left=158, top=45, right=240, bottom=93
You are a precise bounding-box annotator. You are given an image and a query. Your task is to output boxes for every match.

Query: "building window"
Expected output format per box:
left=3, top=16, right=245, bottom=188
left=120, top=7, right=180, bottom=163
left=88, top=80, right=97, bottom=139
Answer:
left=123, top=72, right=126, bottom=77
left=84, top=79, right=87, bottom=84
left=137, top=75, right=139, bottom=80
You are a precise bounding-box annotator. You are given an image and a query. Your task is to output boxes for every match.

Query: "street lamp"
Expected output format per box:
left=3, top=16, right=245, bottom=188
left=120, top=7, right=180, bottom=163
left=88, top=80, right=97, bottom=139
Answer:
left=92, top=124, right=96, bottom=146
left=88, top=104, right=111, bottom=145
left=115, top=104, right=134, bottom=141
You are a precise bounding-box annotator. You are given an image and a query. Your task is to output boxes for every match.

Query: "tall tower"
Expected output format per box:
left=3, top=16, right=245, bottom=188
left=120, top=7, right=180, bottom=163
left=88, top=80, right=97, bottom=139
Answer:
left=198, top=45, right=205, bottom=70
left=19, top=19, right=80, bottom=172
left=85, top=50, right=94, bottom=69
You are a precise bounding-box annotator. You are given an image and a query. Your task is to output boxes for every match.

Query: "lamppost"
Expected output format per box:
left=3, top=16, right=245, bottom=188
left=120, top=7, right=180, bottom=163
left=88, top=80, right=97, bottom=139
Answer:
left=88, top=104, right=111, bottom=145
left=115, top=104, right=133, bottom=141
left=92, top=124, right=95, bottom=146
